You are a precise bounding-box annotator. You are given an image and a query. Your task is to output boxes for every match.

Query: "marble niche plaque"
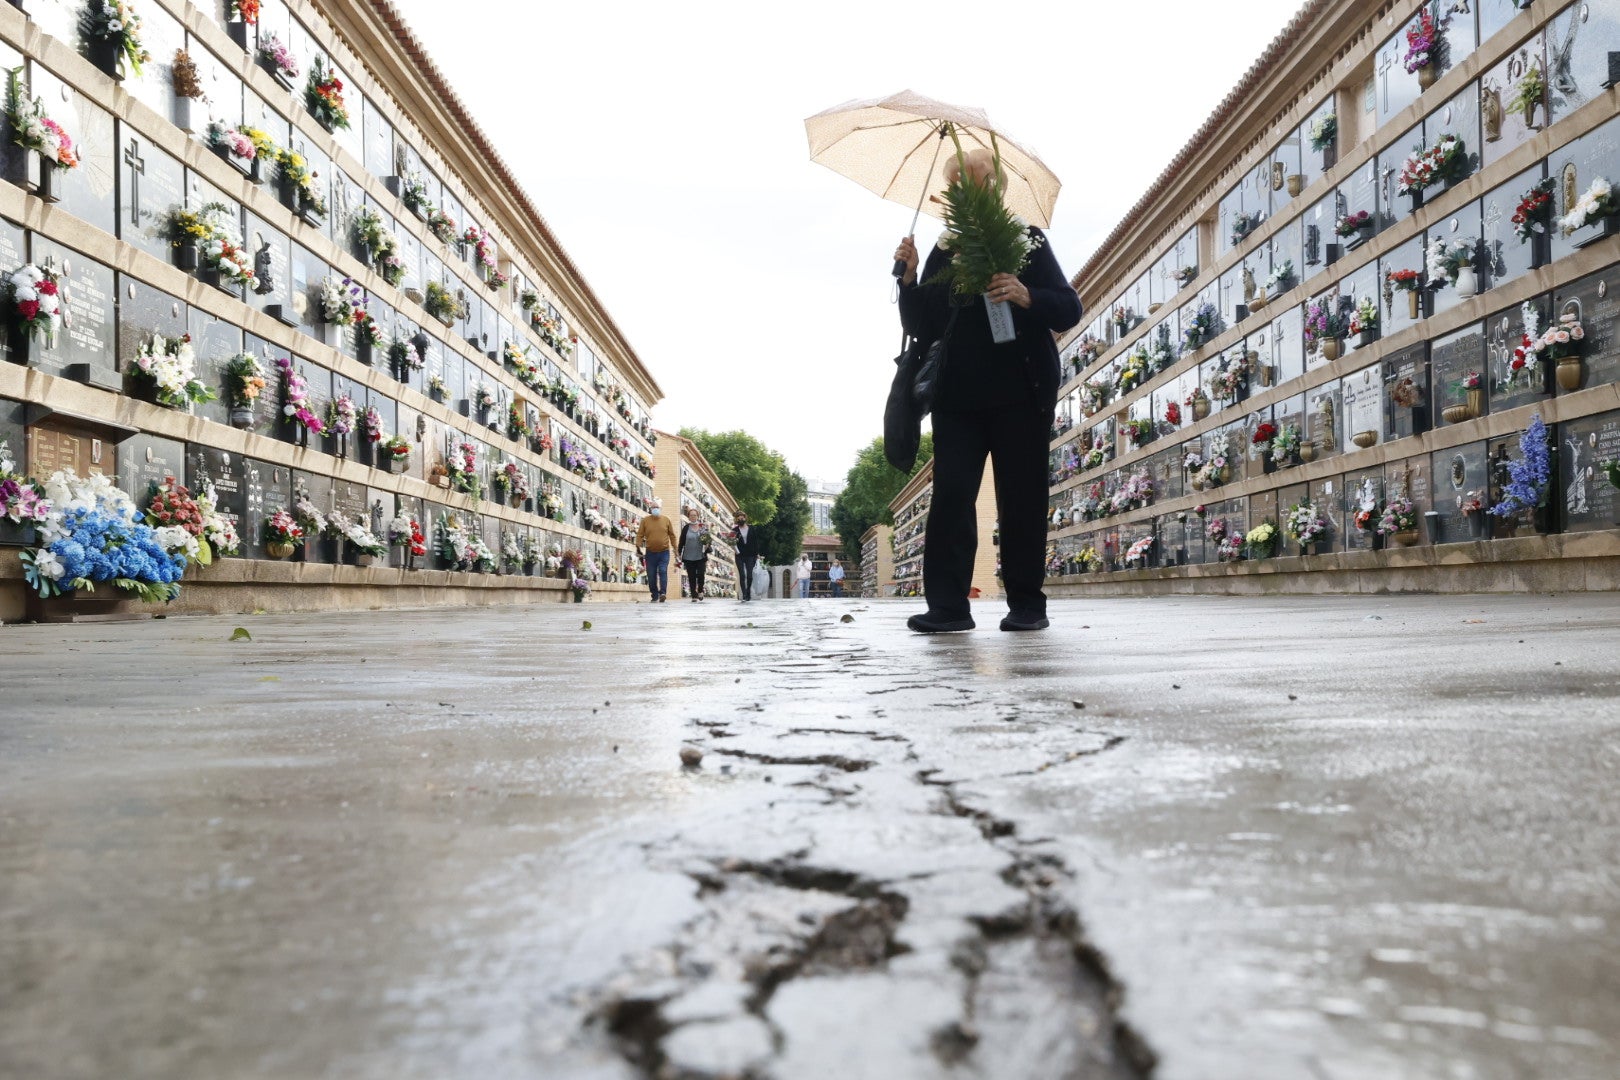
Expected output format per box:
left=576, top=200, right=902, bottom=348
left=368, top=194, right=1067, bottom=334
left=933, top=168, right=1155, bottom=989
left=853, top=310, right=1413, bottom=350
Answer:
left=117, top=126, right=186, bottom=265
left=1308, top=476, right=1344, bottom=553
left=1482, top=165, right=1547, bottom=291
left=116, top=276, right=187, bottom=377
left=1342, top=365, right=1384, bottom=450
left=1429, top=442, right=1492, bottom=543
left=1558, top=409, right=1620, bottom=532
left=332, top=476, right=370, bottom=536
left=1551, top=266, right=1620, bottom=391
left=28, top=240, right=117, bottom=390
left=292, top=471, right=335, bottom=562
left=1550, top=114, right=1620, bottom=260
left=188, top=309, right=245, bottom=429
left=186, top=445, right=247, bottom=557
left=1383, top=343, right=1430, bottom=442
left=1485, top=298, right=1552, bottom=412
left=1547, top=0, right=1620, bottom=125
left=1385, top=455, right=1433, bottom=524
left=27, top=418, right=110, bottom=482
left=116, top=431, right=186, bottom=504
left=241, top=459, right=294, bottom=560
left=1480, top=35, right=1549, bottom=170
left=1344, top=469, right=1385, bottom=551
left=1430, top=324, right=1486, bottom=427
left=245, top=214, right=296, bottom=325
left=29, top=71, right=117, bottom=236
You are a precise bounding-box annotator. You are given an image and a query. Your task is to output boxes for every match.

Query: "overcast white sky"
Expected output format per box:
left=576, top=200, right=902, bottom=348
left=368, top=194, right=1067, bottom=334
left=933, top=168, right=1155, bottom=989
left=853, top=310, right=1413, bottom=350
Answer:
left=387, top=0, right=1307, bottom=484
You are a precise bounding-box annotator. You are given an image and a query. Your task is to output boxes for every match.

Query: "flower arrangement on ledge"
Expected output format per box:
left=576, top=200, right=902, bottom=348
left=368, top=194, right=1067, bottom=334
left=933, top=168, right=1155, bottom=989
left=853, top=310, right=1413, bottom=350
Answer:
left=277, top=147, right=326, bottom=217
left=1303, top=298, right=1345, bottom=353
left=1308, top=114, right=1336, bottom=153
left=1510, top=63, right=1545, bottom=124
left=1121, top=417, right=1154, bottom=449
left=305, top=57, right=350, bottom=130
left=425, top=207, right=458, bottom=245
left=1377, top=495, right=1418, bottom=536
left=463, top=226, right=498, bottom=276
left=131, top=334, right=213, bottom=410
left=1265, top=260, right=1295, bottom=294
left=258, top=34, right=299, bottom=82
left=447, top=440, right=483, bottom=498
left=144, top=476, right=238, bottom=563
left=18, top=471, right=187, bottom=604
left=1115, top=351, right=1148, bottom=395
left=493, top=461, right=531, bottom=504
left=423, top=280, right=463, bottom=324
left=1397, top=134, right=1467, bottom=195
left=1533, top=309, right=1584, bottom=363
left=1404, top=8, right=1442, bottom=78
left=1556, top=178, right=1617, bottom=236
left=1427, top=236, right=1476, bottom=288
left=1206, top=351, right=1247, bottom=401
left=388, top=514, right=428, bottom=559
left=1181, top=302, right=1219, bottom=352
left=1229, top=211, right=1262, bottom=247
left=88, top=0, right=153, bottom=77
left=320, top=276, right=361, bottom=324
left=223, top=352, right=266, bottom=410
left=1512, top=178, right=1556, bottom=242
left=381, top=433, right=411, bottom=465
left=230, top=0, right=260, bottom=23
left=1386, top=268, right=1423, bottom=293
left=1244, top=522, right=1278, bottom=559
left=326, top=393, right=358, bottom=439
left=6, top=263, right=63, bottom=346
left=1335, top=210, right=1373, bottom=238
left=506, top=402, right=531, bottom=441
left=1285, top=501, right=1329, bottom=548
left=264, top=509, right=303, bottom=549
left=276, top=356, right=326, bottom=436
left=532, top=310, right=572, bottom=356
left=362, top=405, right=385, bottom=445
left=1123, top=536, right=1154, bottom=568
left=184, top=203, right=256, bottom=290
left=1251, top=421, right=1279, bottom=458
left=1164, top=400, right=1181, bottom=428
left=6, top=70, right=80, bottom=171
left=1349, top=296, right=1379, bottom=338
left=353, top=208, right=405, bottom=286
left=206, top=121, right=262, bottom=166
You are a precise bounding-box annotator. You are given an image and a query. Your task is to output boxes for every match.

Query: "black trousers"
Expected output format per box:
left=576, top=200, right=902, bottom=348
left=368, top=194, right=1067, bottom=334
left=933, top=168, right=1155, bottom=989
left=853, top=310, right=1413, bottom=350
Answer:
left=736, top=554, right=757, bottom=599
left=924, top=402, right=1053, bottom=620
left=684, top=558, right=706, bottom=597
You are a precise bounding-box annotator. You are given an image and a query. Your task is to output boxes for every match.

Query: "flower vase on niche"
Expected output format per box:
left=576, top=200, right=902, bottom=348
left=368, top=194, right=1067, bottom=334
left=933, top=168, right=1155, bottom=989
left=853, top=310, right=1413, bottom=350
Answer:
left=1455, top=266, right=1479, bottom=300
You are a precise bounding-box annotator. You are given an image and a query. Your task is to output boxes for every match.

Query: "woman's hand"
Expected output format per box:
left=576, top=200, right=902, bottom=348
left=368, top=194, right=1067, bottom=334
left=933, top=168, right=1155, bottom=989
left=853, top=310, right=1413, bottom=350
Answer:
left=894, top=235, right=919, bottom=286
left=989, top=273, right=1031, bottom=309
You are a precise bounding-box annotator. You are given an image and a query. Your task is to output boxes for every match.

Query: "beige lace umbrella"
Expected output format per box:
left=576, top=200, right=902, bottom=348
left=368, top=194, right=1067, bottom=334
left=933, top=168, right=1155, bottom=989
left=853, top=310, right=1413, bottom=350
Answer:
left=805, top=89, right=1062, bottom=275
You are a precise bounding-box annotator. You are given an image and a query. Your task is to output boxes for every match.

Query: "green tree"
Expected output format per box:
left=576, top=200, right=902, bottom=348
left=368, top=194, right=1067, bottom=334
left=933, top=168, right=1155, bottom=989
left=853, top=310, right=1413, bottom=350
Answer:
left=829, top=434, right=933, bottom=561
left=679, top=428, right=782, bottom=524
left=757, top=468, right=810, bottom=566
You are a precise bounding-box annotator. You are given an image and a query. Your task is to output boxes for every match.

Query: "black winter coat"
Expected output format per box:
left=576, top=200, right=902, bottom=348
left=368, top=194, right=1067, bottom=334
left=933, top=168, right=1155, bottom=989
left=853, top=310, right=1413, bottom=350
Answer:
left=897, top=226, right=1082, bottom=412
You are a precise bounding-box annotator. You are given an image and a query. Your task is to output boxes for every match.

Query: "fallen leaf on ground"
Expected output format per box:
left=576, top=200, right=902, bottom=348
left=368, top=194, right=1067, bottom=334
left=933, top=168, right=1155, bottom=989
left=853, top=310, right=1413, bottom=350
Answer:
left=230, top=628, right=252, bottom=641
left=840, top=614, right=854, bottom=623
left=582, top=620, right=592, bottom=630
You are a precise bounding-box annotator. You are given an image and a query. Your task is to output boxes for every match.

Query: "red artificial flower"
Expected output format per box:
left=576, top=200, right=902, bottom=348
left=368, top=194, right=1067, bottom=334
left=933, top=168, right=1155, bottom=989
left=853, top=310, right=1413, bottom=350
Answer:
left=37, top=280, right=58, bottom=296
left=1253, top=422, right=1279, bottom=444
left=17, top=299, right=39, bottom=320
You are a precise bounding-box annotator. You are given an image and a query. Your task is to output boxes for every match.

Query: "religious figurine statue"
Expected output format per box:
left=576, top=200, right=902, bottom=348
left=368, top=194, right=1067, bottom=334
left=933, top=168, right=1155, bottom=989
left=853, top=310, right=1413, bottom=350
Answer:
left=253, top=237, right=275, bottom=294
left=1241, top=265, right=1256, bottom=302
left=1481, top=82, right=1503, bottom=143
left=1565, top=434, right=1588, bottom=515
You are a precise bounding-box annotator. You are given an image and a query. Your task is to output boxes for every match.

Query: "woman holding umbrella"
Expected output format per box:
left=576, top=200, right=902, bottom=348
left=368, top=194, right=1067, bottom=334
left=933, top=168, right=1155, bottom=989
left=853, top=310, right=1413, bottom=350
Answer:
left=894, top=148, right=1081, bottom=633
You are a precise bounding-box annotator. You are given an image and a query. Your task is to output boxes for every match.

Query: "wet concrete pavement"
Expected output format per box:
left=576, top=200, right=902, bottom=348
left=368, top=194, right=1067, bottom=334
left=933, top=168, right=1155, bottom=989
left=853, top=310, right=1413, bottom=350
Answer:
left=1, top=594, right=1618, bottom=1079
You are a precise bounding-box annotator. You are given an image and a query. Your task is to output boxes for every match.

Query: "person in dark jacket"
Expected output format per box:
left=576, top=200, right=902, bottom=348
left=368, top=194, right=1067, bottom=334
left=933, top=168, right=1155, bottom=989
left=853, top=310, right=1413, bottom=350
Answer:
left=894, top=149, right=1082, bottom=633
left=730, top=511, right=763, bottom=601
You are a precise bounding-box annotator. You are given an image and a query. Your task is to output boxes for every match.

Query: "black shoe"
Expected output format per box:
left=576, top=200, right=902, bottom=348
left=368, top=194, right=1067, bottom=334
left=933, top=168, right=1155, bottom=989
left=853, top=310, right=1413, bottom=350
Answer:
left=907, top=611, right=975, bottom=634
left=999, top=613, right=1049, bottom=631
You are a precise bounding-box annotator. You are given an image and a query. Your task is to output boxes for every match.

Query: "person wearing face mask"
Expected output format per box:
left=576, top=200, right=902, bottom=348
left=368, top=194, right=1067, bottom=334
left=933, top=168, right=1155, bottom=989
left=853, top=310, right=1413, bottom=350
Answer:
left=730, top=511, right=762, bottom=602
left=634, top=499, right=679, bottom=603
left=678, top=505, right=711, bottom=602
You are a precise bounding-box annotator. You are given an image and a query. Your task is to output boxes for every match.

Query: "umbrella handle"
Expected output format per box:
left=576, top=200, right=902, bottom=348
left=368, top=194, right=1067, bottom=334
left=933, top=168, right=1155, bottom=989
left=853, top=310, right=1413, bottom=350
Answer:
left=891, top=257, right=908, bottom=280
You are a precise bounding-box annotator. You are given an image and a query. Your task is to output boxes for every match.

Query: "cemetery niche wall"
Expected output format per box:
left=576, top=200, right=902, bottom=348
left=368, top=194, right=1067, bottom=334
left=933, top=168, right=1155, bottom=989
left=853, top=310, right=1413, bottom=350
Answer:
left=0, top=0, right=664, bottom=620
left=1047, top=0, right=1620, bottom=597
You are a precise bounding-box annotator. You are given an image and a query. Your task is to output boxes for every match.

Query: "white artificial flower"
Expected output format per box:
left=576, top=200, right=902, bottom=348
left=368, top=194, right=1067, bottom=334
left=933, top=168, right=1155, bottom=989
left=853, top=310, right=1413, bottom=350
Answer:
left=33, top=550, right=64, bottom=580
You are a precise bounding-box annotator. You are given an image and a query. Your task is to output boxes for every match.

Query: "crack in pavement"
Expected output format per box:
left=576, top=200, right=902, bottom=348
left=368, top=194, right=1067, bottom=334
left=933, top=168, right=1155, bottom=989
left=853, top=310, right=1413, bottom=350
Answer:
left=705, top=746, right=876, bottom=773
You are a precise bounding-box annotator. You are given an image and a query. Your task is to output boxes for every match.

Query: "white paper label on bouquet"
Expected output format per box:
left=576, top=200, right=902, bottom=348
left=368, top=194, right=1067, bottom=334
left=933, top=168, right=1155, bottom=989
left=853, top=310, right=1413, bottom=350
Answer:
left=984, top=295, right=1017, bottom=343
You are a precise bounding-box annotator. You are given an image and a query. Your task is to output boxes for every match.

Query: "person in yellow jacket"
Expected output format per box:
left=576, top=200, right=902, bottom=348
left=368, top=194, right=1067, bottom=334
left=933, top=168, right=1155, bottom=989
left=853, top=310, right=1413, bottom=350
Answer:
left=634, top=500, right=680, bottom=602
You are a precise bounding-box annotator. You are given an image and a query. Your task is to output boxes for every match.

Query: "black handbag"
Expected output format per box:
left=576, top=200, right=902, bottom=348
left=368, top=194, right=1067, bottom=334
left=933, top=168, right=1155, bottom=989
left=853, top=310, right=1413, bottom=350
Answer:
left=883, top=308, right=958, bottom=473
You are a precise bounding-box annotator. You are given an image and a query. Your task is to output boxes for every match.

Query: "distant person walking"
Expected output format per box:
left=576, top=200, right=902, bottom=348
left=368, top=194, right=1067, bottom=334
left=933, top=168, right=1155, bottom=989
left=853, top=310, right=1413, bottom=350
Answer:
left=678, top=506, right=711, bottom=603
left=828, top=558, right=845, bottom=598
left=794, top=555, right=813, bottom=598
left=634, top=500, right=678, bottom=603
left=731, top=512, right=761, bottom=602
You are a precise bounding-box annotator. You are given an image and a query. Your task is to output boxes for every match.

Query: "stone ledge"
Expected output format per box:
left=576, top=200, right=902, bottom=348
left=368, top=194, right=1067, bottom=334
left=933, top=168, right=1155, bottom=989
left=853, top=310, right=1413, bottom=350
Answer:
left=0, top=549, right=644, bottom=622
left=1048, top=531, right=1620, bottom=597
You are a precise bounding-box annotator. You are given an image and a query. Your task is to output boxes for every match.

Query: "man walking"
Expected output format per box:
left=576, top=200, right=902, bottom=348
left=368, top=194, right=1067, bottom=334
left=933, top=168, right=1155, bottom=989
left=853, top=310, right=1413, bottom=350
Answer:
left=635, top=500, right=679, bottom=603
left=828, top=558, right=845, bottom=598
left=732, top=512, right=761, bottom=602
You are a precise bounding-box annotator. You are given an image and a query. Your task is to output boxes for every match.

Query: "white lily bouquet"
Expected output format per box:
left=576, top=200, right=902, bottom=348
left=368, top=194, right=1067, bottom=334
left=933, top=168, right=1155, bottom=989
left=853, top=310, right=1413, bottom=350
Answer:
left=927, top=134, right=1041, bottom=343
